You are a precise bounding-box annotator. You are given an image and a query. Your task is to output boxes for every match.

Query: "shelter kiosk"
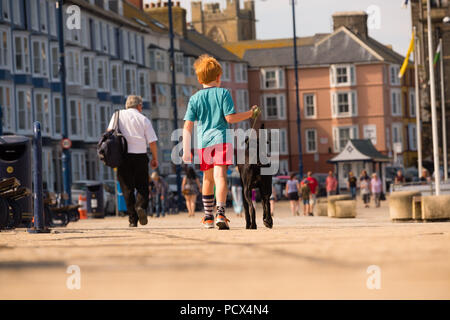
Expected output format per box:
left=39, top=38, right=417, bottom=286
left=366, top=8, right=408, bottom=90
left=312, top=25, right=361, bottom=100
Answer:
left=328, top=139, right=390, bottom=193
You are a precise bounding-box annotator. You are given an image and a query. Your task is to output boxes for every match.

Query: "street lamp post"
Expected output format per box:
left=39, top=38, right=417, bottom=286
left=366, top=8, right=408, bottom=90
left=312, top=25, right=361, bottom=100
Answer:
left=291, top=0, right=304, bottom=179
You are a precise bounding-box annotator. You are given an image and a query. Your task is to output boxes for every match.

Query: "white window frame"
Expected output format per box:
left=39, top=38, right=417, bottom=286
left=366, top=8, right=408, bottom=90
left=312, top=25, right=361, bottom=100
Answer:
left=390, top=64, right=401, bottom=85
left=408, top=123, right=417, bottom=151
left=263, top=93, right=286, bottom=120
left=95, top=57, right=109, bottom=92
left=333, top=125, right=358, bottom=153
left=34, top=90, right=52, bottom=137
left=391, top=88, right=402, bottom=116
left=31, top=37, right=49, bottom=78
left=16, top=87, right=33, bottom=135
left=68, top=97, right=84, bottom=140
left=71, top=149, right=87, bottom=182
left=155, top=50, right=166, bottom=72
left=330, top=64, right=356, bottom=87
left=221, top=61, right=231, bottom=81
left=13, top=33, right=30, bottom=74
left=0, top=26, right=11, bottom=70
left=0, top=83, right=14, bottom=133
left=280, top=128, right=288, bottom=155
left=84, top=100, right=98, bottom=142
left=93, top=20, right=101, bottom=51
left=331, top=91, right=358, bottom=118
left=236, top=89, right=249, bottom=113
left=303, top=93, right=316, bottom=119
left=175, top=52, right=184, bottom=73
left=66, top=48, right=81, bottom=85
left=50, top=42, right=59, bottom=81
left=235, top=63, right=248, bottom=83
left=261, top=68, right=284, bottom=89
left=98, top=104, right=112, bottom=133
left=124, top=65, right=137, bottom=96
left=392, top=123, right=403, bottom=151
left=82, top=53, right=95, bottom=88
left=305, top=128, right=318, bottom=153
left=110, top=62, right=123, bottom=96
left=156, top=84, right=168, bottom=107
left=39, top=0, right=48, bottom=33
left=138, top=69, right=149, bottom=100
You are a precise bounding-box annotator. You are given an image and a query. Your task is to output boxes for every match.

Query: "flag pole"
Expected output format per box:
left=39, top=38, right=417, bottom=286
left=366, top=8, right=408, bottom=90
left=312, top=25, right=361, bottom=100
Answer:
left=426, top=0, right=441, bottom=194
left=439, top=37, right=448, bottom=182
left=413, top=27, right=423, bottom=179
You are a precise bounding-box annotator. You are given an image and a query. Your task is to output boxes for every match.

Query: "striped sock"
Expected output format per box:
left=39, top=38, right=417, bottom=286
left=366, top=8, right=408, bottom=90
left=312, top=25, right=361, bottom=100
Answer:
left=217, top=202, right=226, bottom=216
left=203, top=195, right=215, bottom=218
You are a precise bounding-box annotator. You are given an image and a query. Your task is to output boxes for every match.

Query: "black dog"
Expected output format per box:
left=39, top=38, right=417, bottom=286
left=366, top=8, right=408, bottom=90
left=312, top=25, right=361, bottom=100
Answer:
left=237, top=127, right=273, bottom=230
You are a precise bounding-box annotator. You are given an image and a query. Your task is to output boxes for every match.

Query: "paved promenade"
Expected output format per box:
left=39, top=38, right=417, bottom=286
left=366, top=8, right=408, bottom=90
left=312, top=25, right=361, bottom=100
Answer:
left=1, top=199, right=449, bottom=299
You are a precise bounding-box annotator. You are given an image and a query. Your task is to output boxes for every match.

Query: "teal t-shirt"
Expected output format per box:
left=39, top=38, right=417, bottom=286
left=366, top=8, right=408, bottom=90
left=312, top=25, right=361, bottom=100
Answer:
left=184, top=87, right=236, bottom=149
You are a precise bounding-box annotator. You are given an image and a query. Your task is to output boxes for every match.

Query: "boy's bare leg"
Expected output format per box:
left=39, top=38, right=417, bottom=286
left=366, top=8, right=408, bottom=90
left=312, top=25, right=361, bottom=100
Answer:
left=203, top=169, right=214, bottom=196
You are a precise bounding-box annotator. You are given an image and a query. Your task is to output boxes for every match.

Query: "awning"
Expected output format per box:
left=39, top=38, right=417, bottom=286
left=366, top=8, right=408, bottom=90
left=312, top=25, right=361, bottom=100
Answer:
left=328, top=139, right=390, bottom=163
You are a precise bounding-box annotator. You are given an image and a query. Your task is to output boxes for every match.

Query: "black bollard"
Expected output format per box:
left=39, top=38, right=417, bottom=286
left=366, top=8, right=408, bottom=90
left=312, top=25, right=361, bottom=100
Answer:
left=28, top=122, right=50, bottom=234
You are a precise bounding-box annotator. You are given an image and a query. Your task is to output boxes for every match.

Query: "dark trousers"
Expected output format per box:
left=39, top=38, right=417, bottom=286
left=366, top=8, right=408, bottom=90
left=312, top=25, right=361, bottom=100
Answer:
left=117, top=154, right=149, bottom=224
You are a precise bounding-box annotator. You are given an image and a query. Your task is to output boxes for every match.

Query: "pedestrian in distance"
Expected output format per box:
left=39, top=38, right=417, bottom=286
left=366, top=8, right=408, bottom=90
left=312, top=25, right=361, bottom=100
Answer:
left=394, top=170, right=406, bottom=185
left=371, top=173, right=382, bottom=208
left=300, top=178, right=311, bottom=216
left=108, top=95, right=159, bottom=228
left=306, top=171, right=318, bottom=216
left=347, top=171, right=357, bottom=200
left=182, top=54, right=258, bottom=230
left=182, top=167, right=202, bottom=218
left=152, top=172, right=168, bottom=218
left=285, top=174, right=301, bottom=216
left=231, top=167, right=244, bottom=217
left=326, top=171, right=338, bottom=197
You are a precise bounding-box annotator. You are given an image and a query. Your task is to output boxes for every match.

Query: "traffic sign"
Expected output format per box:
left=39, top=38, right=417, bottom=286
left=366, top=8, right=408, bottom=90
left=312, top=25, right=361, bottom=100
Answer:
left=61, top=138, right=72, bottom=150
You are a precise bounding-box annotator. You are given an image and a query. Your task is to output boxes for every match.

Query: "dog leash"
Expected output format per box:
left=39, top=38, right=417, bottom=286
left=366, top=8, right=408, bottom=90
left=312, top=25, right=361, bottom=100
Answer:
left=251, top=106, right=261, bottom=130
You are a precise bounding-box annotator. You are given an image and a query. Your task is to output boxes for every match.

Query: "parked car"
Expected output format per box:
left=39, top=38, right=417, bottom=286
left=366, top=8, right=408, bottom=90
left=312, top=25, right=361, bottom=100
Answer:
left=385, top=165, right=404, bottom=190
left=404, top=167, right=419, bottom=182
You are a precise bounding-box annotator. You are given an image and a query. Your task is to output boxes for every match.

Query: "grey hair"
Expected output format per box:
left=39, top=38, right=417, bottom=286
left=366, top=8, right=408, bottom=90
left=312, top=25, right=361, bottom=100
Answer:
left=126, top=95, right=143, bottom=109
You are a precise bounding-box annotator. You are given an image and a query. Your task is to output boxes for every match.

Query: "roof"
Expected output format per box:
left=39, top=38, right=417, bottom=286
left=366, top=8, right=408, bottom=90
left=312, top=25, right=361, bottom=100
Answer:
left=328, top=139, right=390, bottom=163
left=223, top=34, right=328, bottom=59
left=181, top=29, right=244, bottom=62
left=243, top=27, right=405, bottom=68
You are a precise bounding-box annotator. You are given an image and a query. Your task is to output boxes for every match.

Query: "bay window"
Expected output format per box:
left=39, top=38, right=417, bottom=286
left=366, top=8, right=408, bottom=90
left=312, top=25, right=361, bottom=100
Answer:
left=66, top=48, right=81, bottom=85
left=14, top=34, right=30, bottom=73
left=32, top=38, right=48, bottom=77
left=50, top=43, right=59, bottom=81
left=16, top=87, right=33, bottom=134
left=124, top=66, right=136, bottom=96
left=34, top=91, right=52, bottom=136
left=85, top=101, right=98, bottom=141
left=138, top=70, right=149, bottom=100
left=0, top=84, right=14, bottom=132
left=0, top=27, right=10, bottom=69
left=98, top=104, right=112, bottom=133
left=83, top=54, right=94, bottom=88
left=53, top=94, right=62, bottom=137
left=96, top=57, right=109, bottom=91
left=110, top=62, right=122, bottom=95
left=68, top=98, right=84, bottom=140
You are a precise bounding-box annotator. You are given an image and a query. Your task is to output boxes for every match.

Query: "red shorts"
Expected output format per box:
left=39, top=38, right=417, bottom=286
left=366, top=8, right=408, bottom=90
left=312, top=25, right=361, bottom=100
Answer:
left=198, top=143, right=233, bottom=171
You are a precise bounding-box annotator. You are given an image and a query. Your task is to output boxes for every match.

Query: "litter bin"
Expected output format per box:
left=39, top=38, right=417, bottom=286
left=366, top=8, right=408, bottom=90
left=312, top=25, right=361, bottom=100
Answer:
left=0, top=136, right=32, bottom=225
left=86, top=182, right=104, bottom=218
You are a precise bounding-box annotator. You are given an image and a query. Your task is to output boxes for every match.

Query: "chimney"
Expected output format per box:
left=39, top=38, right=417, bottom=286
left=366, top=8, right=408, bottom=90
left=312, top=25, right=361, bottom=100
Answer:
left=145, top=2, right=187, bottom=37
left=332, top=11, right=369, bottom=39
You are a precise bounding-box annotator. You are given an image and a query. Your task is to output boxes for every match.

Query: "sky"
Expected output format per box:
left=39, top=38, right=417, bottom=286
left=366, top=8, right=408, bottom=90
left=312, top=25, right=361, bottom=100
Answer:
left=168, top=0, right=413, bottom=55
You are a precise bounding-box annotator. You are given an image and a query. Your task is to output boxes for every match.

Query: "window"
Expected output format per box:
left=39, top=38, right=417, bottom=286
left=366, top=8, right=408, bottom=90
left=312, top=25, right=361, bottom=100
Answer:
left=71, top=150, right=87, bottom=182
left=82, top=54, right=94, bottom=88
left=66, top=49, right=81, bottom=85
left=129, top=32, right=136, bottom=61
left=261, top=68, right=283, bottom=89
left=330, top=65, right=356, bottom=87
left=390, top=64, right=401, bottom=85
left=53, top=95, right=62, bottom=137
left=236, top=89, right=249, bottom=113
left=177, top=85, right=191, bottom=108
left=42, top=148, right=55, bottom=192
left=14, top=34, right=30, bottom=73
left=68, top=98, right=84, bottom=139
left=0, top=27, right=10, bottom=69
left=157, top=119, right=171, bottom=147
left=235, top=63, right=247, bottom=83
left=13, top=0, right=21, bottom=25
left=280, top=129, right=288, bottom=155
left=305, top=129, right=317, bottom=153
left=39, top=0, right=47, bottom=32
left=137, top=35, right=143, bottom=65
left=96, top=57, right=109, bottom=91
left=80, top=15, right=90, bottom=48
left=409, top=89, right=416, bottom=117
left=34, top=91, right=52, bottom=136
left=138, top=70, right=149, bottom=100
left=408, top=124, right=417, bottom=151
left=124, top=66, right=136, bottom=96
left=85, top=101, right=98, bottom=141
left=391, top=89, right=402, bottom=116
left=221, top=61, right=231, bottom=81
left=263, top=94, right=286, bottom=120
left=392, top=123, right=403, bottom=151
left=109, top=25, right=116, bottom=57
left=94, top=20, right=101, bottom=51
left=333, top=126, right=358, bottom=152
left=2, top=0, right=10, bottom=21
left=101, top=22, right=108, bottom=53
left=111, top=63, right=122, bottom=95
left=331, top=91, right=357, bottom=118
left=98, top=104, right=112, bottom=133
left=122, top=30, right=129, bottom=60
left=30, top=0, right=38, bottom=30
left=0, top=84, right=14, bottom=132
left=155, top=50, right=166, bottom=72
left=32, top=39, right=48, bottom=77
left=16, top=88, right=33, bottom=134
left=304, top=93, right=316, bottom=118
left=50, top=43, right=59, bottom=80
left=175, top=52, right=183, bottom=73
left=49, top=0, right=56, bottom=36
left=156, top=84, right=168, bottom=106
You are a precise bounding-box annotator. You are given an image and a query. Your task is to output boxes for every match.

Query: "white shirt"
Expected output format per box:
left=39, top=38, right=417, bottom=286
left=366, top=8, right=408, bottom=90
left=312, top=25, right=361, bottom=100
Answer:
left=107, top=108, right=158, bottom=154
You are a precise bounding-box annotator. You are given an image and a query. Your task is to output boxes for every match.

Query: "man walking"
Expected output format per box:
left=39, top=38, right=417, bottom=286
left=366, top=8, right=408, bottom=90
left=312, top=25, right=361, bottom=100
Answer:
left=108, top=96, right=159, bottom=227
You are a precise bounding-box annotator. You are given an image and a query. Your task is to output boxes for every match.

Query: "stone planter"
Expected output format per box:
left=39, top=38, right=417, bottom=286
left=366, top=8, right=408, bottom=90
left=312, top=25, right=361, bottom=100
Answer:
left=335, top=200, right=357, bottom=218
left=388, top=191, right=421, bottom=221
left=421, top=195, right=450, bottom=221
left=327, top=195, right=352, bottom=217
